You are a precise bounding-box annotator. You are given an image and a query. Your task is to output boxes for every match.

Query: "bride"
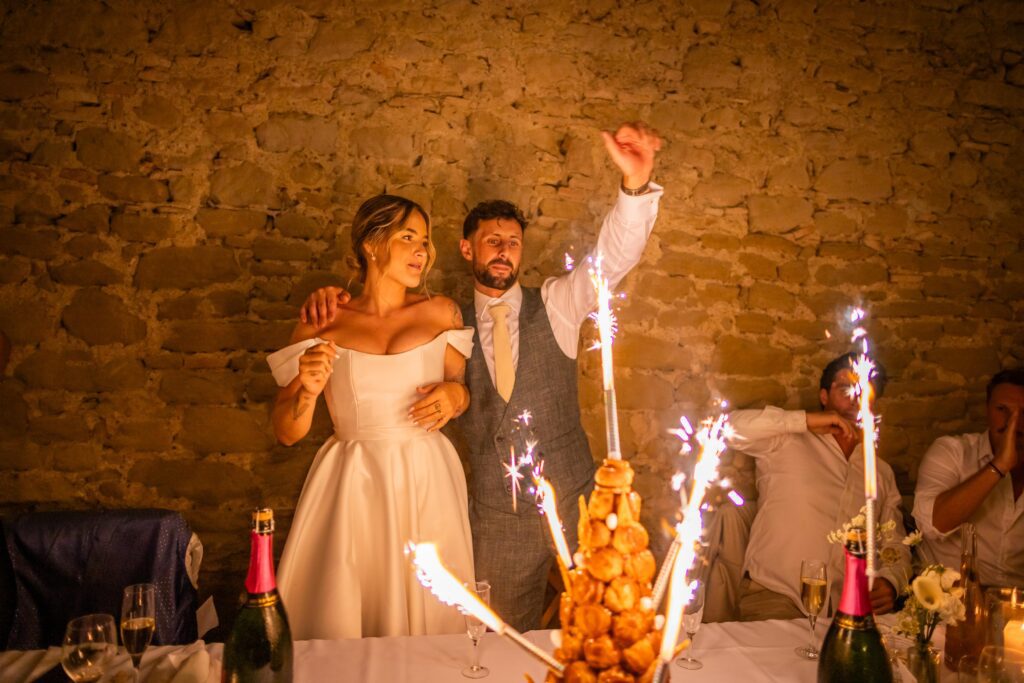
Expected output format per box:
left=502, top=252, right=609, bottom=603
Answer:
left=267, top=195, right=475, bottom=639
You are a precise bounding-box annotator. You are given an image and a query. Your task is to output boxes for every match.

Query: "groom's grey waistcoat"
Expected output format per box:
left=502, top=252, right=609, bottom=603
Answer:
left=458, top=287, right=595, bottom=513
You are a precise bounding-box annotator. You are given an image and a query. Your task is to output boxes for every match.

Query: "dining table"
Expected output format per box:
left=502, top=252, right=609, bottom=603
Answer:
left=0, top=615, right=929, bottom=683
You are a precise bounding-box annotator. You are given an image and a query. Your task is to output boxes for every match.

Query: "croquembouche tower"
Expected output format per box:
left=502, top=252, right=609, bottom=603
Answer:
left=531, top=265, right=668, bottom=683
left=542, top=457, right=664, bottom=683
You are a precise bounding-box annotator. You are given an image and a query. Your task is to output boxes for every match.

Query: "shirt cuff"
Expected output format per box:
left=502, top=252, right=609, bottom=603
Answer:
left=785, top=410, right=808, bottom=434
left=612, top=181, right=663, bottom=222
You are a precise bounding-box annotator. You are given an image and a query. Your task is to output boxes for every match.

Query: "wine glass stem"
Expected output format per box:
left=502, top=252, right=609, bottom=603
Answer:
left=807, top=615, right=817, bottom=652
left=471, top=637, right=480, bottom=671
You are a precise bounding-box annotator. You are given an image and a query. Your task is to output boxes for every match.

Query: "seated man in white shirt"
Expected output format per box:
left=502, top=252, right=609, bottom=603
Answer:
left=912, top=369, right=1024, bottom=586
left=728, top=352, right=911, bottom=621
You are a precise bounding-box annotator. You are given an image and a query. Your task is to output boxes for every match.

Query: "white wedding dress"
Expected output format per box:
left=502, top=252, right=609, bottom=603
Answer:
left=267, top=329, right=476, bottom=640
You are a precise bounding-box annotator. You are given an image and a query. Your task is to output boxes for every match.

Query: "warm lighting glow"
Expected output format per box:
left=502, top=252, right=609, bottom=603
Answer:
left=847, top=307, right=879, bottom=581
left=1004, top=620, right=1024, bottom=653
left=536, top=478, right=573, bottom=570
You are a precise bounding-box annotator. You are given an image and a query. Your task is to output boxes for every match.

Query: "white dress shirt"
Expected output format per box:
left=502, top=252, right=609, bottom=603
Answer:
left=729, top=407, right=911, bottom=612
left=912, top=432, right=1024, bottom=586
left=472, top=184, right=662, bottom=385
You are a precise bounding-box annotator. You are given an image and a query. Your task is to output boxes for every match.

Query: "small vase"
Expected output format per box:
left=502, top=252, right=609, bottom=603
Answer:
left=905, top=642, right=941, bottom=683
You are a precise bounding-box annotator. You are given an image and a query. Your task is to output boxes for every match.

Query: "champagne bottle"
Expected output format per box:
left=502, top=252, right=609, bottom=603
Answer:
left=222, top=508, right=293, bottom=683
left=818, top=533, right=893, bottom=683
left=944, top=522, right=985, bottom=670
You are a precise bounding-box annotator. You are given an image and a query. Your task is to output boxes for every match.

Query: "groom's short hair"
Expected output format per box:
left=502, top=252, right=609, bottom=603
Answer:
left=463, top=200, right=528, bottom=239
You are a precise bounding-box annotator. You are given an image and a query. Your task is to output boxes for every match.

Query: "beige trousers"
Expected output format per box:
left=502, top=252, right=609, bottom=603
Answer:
left=738, top=576, right=805, bottom=622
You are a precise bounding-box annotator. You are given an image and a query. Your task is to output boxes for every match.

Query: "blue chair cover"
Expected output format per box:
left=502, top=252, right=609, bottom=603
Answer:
left=1, top=509, right=198, bottom=650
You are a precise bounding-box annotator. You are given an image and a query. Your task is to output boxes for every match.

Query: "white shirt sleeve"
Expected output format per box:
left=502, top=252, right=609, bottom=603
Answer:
left=540, top=183, right=663, bottom=358
left=912, top=436, right=968, bottom=540
left=726, top=407, right=808, bottom=459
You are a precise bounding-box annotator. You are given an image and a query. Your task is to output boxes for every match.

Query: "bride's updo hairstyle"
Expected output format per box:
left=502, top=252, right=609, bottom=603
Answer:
left=347, top=194, right=435, bottom=284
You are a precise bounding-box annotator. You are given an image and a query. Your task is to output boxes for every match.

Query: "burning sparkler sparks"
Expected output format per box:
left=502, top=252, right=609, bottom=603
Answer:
left=408, top=542, right=565, bottom=675
left=652, top=413, right=733, bottom=683
left=589, top=255, right=622, bottom=460
left=846, top=307, right=881, bottom=586
left=502, top=410, right=543, bottom=512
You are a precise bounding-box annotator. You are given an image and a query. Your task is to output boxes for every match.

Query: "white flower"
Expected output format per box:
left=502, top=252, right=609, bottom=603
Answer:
left=903, top=530, right=923, bottom=546
left=912, top=574, right=944, bottom=612
left=939, top=568, right=960, bottom=591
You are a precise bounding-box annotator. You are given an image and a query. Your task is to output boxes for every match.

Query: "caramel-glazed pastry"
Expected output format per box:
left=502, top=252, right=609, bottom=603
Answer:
left=583, top=635, right=621, bottom=669
left=623, top=549, right=656, bottom=585
left=604, top=576, right=640, bottom=613
left=594, top=458, right=634, bottom=490
left=586, top=547, right=624, bottom=582
left=550, top=458, right=668, bottom=682
left=574, top=603, right=613, bottom=638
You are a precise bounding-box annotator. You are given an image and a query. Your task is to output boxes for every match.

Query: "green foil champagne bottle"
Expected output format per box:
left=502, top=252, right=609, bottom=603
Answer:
left=222, top=508, right=294, bottom=683
left=817, top=533, right=892, bottom=683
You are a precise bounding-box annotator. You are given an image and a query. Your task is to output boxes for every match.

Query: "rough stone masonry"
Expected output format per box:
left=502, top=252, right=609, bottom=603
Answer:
left=0, top=0, right=1021, bottom=630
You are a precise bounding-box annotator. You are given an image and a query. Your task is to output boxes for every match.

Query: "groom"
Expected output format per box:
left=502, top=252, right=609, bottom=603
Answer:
left=301, top=123, right=662, bottom=630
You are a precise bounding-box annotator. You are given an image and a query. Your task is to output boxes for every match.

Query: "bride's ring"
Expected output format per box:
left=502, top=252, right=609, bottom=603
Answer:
left=433, top=402, right=441, bottom=414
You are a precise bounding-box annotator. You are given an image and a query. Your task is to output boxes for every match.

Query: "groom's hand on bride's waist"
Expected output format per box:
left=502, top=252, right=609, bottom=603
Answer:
left=300, top=286, right=351, bottom=328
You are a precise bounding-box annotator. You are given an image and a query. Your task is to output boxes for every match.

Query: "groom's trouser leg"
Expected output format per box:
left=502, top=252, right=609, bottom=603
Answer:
left=469, top=482, right=591, bottom=633
left=470, top=499, right=550, bottom=632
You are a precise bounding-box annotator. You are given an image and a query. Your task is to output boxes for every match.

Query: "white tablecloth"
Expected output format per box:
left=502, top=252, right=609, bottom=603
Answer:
left=0, top=617, right=929, bottom=683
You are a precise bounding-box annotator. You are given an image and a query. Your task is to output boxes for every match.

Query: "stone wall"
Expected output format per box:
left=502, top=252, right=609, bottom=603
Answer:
left=0, top=0, right=1022, bottom=633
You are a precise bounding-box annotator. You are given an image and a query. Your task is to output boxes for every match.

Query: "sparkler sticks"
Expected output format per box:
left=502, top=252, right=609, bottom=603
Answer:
left=590, top=256, right=622, bottom=460
left=652, top=415, right=731, bottom=683
left=536, top=477, right=574, bottom=591
left=849, top=309, right=879, bottom=586
left=408, top=542, right=565, bottom=675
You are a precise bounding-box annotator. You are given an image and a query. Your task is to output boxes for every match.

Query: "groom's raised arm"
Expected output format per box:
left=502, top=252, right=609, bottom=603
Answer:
left=541, top=122, right=663, bottom=358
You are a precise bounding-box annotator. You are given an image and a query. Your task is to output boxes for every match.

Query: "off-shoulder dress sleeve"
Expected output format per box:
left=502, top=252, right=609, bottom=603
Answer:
left=445, top=327, right=475, bottom=359
left=266, top=337, right=329, bottom=387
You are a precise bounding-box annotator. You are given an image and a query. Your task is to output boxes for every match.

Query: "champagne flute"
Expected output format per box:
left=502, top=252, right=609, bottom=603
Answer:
left=675, top=582, right=706, bottom=670
left=462, top=580, right=491, bottom=679
left=61, top=614, right=118, bottom=683
left=121, top=583, right=157, bottom=674
left=795, top=559, right=827, bottom=660
left=978, top=645, right=1024, bottom=683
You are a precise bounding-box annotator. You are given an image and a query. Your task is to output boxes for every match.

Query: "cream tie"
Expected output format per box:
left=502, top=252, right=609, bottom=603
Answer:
left=489, top=302, right=515, bottom=403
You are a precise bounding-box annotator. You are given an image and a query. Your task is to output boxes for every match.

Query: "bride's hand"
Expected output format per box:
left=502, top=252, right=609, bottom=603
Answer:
left=298, top=342, right=338, bottom=396
left=410, top=382, right=466, bottom=432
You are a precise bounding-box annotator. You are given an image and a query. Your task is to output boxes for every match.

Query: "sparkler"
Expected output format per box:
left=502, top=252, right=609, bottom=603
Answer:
left=651, top=414, right=732, bottom=683
left=502, top=410, right=541, bottom=512
left=848, top=307, right=880, bottom=586
left=589, top=255, right=622, bottom=460
left=536, top=477, right=574, bottom=590
left=408, top=542, right=565, bottom=675
left=651, top=413, right=737, bottom=610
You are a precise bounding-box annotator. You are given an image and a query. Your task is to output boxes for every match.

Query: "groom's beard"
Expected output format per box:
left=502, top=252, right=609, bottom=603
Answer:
left=473, top=258, right=519, bottom=291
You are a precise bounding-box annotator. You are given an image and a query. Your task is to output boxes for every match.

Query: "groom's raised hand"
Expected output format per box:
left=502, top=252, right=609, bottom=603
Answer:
left=601, top=122, right=662, bottom=191
left=300, top=286, right=351, bottom=328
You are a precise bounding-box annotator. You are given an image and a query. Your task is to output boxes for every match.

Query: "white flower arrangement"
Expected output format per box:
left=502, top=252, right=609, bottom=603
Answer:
left=826, top=506, right=897, bottom=553
left=893, top=564, right=966, bottom=646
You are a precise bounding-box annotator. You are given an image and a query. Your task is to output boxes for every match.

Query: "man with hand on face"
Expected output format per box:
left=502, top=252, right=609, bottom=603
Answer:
left=725, top=352, right=911, bottom=621
left=300, top=122, right=662, bottom=631
left=913, top=369, right=1024, bottom=587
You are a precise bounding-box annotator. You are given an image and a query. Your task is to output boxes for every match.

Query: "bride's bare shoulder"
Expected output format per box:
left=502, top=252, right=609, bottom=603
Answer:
left=407, top=293, right=463, bottom=330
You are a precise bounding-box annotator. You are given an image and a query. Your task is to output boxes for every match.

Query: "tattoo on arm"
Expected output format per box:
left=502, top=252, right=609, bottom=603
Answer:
left=449, top=300, right=463, bottom=328
left=292, top=389, right=314, bottom=420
